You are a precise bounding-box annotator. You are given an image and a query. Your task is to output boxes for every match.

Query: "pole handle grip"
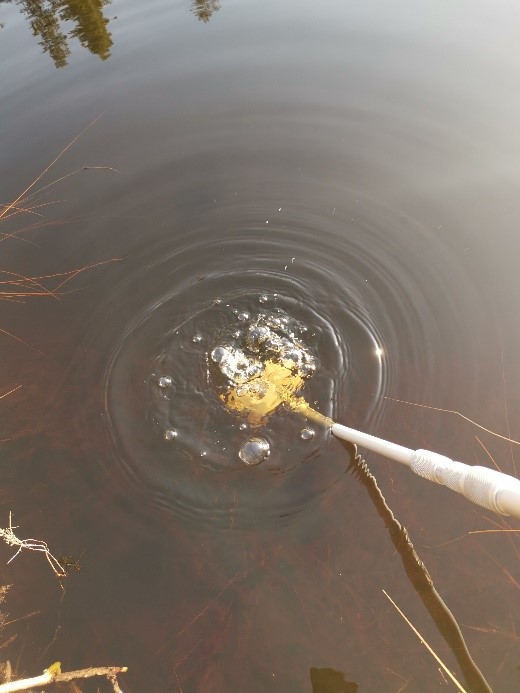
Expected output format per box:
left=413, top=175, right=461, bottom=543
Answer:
left=410, top=449, right=520, bottom=519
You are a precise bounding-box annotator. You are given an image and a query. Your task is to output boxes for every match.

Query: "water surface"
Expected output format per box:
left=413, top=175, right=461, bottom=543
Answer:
left=1, top=1, right=519, bottom=690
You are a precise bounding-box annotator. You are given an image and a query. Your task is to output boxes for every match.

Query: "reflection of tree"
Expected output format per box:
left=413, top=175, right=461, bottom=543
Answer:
left=18, top=1, right=70, bottom=68
left=4, top=0, right=112, bottom=67
left=59, top=0, right=112, bottom=62
left=191, top=0, right=220, bottom=23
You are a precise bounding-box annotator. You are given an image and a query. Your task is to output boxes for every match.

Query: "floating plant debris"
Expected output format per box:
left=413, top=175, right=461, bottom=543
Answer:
left=210, top=310, right=323, bottom=426
left=223, top=360, right=304, bottom=425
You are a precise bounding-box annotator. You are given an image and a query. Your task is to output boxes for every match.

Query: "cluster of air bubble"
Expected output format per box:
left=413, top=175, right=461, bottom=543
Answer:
left=210, top=310, right=316, bottom=387
left=153, top=301, right=318, bottom=468
left=209, top=307, right=317, bottom=466
left=244, top=314, right=316, bottom=377
left=210, top=345, right=263, bottom=385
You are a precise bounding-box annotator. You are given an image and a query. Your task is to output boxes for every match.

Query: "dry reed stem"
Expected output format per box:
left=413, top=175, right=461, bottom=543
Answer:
left=0, top=114, right=106, bottom=225
left=0, top=258, right=121, bottom=303
left=0, top=388, right=21, bottom=401
left=0, top=114, right=120, bottom=302
left=379, top=396, right=520, bottom=447
left=0, top=327, right=46, bottom=357
left=0, top=116, right=120, bottom=360
left=382, top=590, right=468, bottom=693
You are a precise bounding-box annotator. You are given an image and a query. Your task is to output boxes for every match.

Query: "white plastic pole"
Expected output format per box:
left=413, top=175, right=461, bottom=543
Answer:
left=331, top=422, right=520, bottom=520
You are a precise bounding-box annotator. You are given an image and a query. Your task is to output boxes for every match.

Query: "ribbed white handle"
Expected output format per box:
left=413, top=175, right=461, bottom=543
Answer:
left=330, top=423, right=520, bottom=519
left=409, top=449, right=520, bottom=517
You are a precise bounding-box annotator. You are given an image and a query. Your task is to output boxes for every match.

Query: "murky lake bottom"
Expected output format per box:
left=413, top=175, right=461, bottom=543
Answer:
left=1, top=0, right=520, bottom=691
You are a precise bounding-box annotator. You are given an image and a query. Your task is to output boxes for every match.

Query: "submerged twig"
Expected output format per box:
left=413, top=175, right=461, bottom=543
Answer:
left=0, top=663, right=127, bottom=692
left=344, top=441, right=492, bottom=693
left=383, top=590, right=467, bottom=693
left=0, top=513, right=65, bottom=579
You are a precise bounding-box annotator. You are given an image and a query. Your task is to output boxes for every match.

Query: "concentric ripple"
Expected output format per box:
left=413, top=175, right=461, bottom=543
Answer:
left=98, top=190, right=481, bottom=530
left=149, top=298, right=319, bottom=444
left=100, top=224, right=393, bottom=528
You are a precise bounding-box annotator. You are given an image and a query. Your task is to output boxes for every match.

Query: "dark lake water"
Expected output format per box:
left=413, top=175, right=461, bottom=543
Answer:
left=1, top=1, right=520, bottom=691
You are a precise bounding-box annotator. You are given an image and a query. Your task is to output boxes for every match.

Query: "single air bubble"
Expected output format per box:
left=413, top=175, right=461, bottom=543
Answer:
left=237, top=312, right=249, bottom=322
left=300, top=427, right=315, bottom=441
left=192, top=334, right=202, bottom=343
left=164, top=428, right=178, bottom=440
left=239, top=423, right=248, bottom=431
left=211, top=346, right=226, bottom=364
left=259, top=295, right=268, bottom=303
left=239, top=437, right=270, bottom=466
left=158, top=376, right=172, bottom=388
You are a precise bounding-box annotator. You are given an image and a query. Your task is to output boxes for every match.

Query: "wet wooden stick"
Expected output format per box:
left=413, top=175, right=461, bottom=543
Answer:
left=0, top=664, right=128, bottom=692
left=345, top=442, right=492, bottom=693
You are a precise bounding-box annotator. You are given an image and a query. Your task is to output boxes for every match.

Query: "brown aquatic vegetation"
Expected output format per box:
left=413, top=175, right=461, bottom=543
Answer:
left=0, top=259, right=120, bottom=304
left=0, top=114, right=120, bottom=306
left=0, top=118, right=126, bottom=688
left=0, top=115, right=120, bottom=574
